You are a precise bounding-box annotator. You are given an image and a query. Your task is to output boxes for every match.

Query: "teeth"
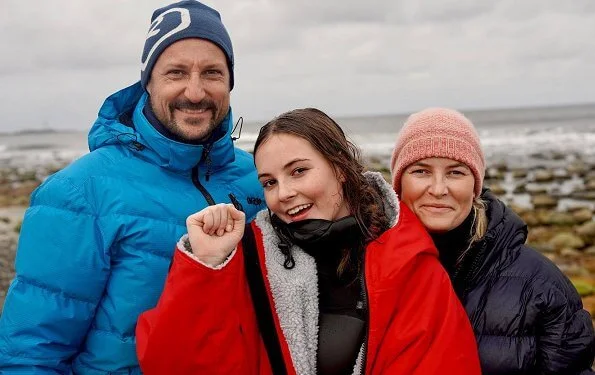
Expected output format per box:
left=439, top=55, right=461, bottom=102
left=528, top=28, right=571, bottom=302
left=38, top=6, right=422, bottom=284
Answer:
left=180, top=108, right=206, bottom=114
left=287, top=204, right=311, bottom=215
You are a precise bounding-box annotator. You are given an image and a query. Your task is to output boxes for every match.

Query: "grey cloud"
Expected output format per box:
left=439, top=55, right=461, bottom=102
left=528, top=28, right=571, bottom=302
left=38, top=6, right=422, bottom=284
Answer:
left=0, top=0, right=594, bottom=132
left=394, top=1, right=495, bottom=24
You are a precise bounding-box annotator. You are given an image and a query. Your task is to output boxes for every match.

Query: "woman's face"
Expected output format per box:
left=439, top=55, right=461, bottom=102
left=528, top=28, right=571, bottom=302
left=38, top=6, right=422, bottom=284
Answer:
left=254, top=133, right=350, bottom=223
left=400, top=157, right=475, bottom=234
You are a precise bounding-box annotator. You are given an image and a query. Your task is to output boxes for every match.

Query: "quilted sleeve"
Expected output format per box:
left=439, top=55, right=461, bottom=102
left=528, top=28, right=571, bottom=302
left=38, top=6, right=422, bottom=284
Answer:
left=535, top=275, right=595, bottom=375
left=137, top=236, right=273, bottom=375
left=0, top=175, right=112, bottom=374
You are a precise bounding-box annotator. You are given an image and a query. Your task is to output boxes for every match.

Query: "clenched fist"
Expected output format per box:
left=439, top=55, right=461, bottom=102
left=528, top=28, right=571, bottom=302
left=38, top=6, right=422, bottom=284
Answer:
left=186, top=204, right=246, bottom=267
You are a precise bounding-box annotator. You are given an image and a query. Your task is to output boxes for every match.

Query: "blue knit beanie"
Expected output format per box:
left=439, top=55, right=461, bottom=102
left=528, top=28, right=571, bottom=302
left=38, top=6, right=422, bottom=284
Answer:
left=140, top=0, right=234, bottom=90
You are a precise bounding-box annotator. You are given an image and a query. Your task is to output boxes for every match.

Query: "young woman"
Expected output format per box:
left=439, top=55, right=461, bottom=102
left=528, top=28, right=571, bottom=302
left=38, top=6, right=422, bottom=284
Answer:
left=391, top=107, right=595, bottom=375
left=136, top=108, right=481, bottom=374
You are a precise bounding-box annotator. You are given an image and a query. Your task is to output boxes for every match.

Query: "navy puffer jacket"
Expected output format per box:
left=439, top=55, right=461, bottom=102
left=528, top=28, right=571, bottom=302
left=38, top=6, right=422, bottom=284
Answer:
left=453, top=190, right=594, bottom=375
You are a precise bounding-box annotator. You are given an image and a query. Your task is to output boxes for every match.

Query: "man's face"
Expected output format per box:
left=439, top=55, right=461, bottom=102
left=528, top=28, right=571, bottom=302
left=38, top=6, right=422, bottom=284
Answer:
left=146, top=38, right=231, bottom=142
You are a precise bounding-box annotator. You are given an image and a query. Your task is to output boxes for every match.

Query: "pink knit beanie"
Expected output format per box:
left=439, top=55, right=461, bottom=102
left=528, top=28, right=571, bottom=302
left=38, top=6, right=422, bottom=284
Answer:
left=390, top=108, right=485, bottom=198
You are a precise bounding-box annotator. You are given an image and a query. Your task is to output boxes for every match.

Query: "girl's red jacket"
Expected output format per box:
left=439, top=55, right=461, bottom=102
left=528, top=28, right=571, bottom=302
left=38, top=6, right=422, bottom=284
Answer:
left=137, top=203, right=481, bottom=375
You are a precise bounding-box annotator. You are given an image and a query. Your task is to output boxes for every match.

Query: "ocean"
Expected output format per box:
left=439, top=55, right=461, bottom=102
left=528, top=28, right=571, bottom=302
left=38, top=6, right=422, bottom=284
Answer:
left=2, top=103, right=595, bottom=171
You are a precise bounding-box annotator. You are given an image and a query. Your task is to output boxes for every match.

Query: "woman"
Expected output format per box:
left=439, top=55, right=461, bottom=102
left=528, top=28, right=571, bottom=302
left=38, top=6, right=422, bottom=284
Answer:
left=136, top=108, right=481, bottom=374
left=391, top=107, right=595, bottom=375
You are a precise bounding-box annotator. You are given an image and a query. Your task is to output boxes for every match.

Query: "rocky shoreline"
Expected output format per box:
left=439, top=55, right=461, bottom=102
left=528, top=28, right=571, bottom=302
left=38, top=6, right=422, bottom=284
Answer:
left=2, top=153, right=595, bottom=317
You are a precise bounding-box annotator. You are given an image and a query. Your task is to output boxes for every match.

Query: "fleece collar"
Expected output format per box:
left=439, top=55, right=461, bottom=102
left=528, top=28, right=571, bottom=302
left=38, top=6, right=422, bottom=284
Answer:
left=254, top=171, right=399, bottom=375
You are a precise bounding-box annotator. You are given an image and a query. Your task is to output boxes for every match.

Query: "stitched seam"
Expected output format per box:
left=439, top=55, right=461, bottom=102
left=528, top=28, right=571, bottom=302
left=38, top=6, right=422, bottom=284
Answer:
left=16, top=276, right=96, bottom=305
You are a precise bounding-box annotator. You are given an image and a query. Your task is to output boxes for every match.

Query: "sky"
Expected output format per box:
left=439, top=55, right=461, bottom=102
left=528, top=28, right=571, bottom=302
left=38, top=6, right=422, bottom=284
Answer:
left=1, top=0, right=594, bottom=132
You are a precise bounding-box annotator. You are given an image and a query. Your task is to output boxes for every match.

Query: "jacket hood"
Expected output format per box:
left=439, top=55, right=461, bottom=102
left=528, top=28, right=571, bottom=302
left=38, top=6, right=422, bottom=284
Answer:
left=468, top=189, right=528, bottom=286
left=88, top=81, right=236, bottom=173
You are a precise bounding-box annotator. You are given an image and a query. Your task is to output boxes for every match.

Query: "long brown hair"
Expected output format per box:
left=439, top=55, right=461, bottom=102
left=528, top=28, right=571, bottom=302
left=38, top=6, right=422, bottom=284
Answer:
left=254, top=108, right=389, bottom=274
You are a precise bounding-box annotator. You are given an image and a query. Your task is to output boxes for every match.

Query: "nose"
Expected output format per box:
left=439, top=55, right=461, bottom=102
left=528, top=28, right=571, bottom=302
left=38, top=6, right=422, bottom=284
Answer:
left=184, top=73, right=206, bottom=103
left=277, top=180, right=296, bottom=202
left=428, top=174, right=448, bottom=197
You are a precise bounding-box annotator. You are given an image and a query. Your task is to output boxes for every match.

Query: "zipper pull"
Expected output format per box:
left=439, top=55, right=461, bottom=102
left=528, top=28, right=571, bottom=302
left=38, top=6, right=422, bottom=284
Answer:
left=228, top=193, right=244, bottom=212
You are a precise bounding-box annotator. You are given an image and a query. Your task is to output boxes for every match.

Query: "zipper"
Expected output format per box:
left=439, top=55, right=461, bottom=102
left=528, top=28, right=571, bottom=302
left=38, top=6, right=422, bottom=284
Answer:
left=358, top=254, right=370, bottom=375
left=190, top=144, right=216, bottom=205
left=203, top=143, right=213, bottom=182
left=229, top=193, right=244, bottom=212
left=191, top=166, right=215, bottom=205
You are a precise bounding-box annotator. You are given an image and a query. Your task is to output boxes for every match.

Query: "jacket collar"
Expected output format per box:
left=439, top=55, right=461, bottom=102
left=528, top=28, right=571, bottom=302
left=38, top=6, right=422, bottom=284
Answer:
left=462, top=189, right=527, bottom=291
left=253, top=171, right=398, bottom=375
left=89, top=81, right=236, bottom=173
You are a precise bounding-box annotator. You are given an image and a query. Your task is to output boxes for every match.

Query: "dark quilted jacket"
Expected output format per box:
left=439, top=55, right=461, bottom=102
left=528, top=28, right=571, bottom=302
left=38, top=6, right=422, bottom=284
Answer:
left=454, top=190, right=595, bottom=375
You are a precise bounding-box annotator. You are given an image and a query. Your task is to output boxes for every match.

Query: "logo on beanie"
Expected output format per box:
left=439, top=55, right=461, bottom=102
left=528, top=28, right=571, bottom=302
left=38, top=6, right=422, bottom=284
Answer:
left=141, top=8, right=191, bottom=72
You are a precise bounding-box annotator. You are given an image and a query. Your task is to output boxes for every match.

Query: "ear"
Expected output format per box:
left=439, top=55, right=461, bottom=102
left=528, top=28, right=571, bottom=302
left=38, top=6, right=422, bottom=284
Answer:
left=337, top=170, right=346, bottom=183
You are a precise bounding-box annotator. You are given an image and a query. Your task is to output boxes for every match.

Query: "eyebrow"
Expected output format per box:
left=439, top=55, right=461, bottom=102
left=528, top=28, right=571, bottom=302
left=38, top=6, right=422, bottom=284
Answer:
left=258, top=158, right=310, bottom=179
left=161, top=61, right=226, bottom=70
left=410, top=161, right=469, bottom=169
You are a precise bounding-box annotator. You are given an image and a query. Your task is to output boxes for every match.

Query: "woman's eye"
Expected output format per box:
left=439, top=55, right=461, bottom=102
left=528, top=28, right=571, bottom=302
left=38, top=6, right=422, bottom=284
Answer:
left=410, top=169, right=429, bottom=175
left=261, top=179, right=276, bottom=188
left=292, top=167, right=307, bottom=176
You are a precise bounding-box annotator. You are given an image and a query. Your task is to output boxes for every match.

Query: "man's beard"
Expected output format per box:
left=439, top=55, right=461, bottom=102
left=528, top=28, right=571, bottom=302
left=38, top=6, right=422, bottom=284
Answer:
left=166, top=98, right=220, bottom=142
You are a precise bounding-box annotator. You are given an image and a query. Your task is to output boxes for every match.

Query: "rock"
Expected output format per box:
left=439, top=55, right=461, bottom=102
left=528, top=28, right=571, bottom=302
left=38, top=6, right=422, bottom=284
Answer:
left=570, top=191, right=595, bottom=201
left=572, top=208, right=594, bottom=224
left=509, top=203, right=528, bottom=216
left=577, top=221, right=595, bottom=238
left=549, top=232, right=585, bottom=251
left=530, top=152, right=550, bottom=160
left=513, top=184, right=527, bottom=194
left=486, top=168, right=504, bottom=180
left=571, top=278, right=595, bottom=297
left=531, top=194, right=558, bottom=209
left=557, top=262, right=587, bottom=277
left=567, top=162, right=589, bottom=177
left=526, top=184, right=548, bottom=194
left=532, top=169, right=554, bottom=183
left=511, top=169, right=528, bottom=179
left=586, top=179, right=595, bottom=191
left=582, top=295, right=595, bottom=316
left=553, top=169, right=570, bottom=181
left=528, top=226, right=554, bottom=243
left=537, top=211, right=576, bottom=226
left=487, top=183, right=506, bottom=196
left=560, top=248, right=583, bottom=259
left=529, top=242, right=557, bottom=254
left=542, top=253, right=558, bottom=262
left=582, top=255, right=595, bottom=273
left=560, top=249, right=583, bottom=260
left=491, top=162, right=508, bottom=172
left=521, top=212, right=540, bottom=226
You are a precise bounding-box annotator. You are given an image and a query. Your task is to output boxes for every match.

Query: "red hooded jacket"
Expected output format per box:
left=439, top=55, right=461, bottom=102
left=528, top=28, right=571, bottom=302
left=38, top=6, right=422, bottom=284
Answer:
left=137, top=174, right=480, bottom=375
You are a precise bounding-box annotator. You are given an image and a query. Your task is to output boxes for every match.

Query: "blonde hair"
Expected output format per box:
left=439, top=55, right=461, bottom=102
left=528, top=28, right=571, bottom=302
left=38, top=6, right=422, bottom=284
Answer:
left=457, top=197, right=488, bottom=265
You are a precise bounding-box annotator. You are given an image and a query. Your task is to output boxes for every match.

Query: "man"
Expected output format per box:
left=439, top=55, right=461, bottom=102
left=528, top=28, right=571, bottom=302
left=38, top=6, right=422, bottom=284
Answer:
left=0, top=1, right=264, bottom=373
